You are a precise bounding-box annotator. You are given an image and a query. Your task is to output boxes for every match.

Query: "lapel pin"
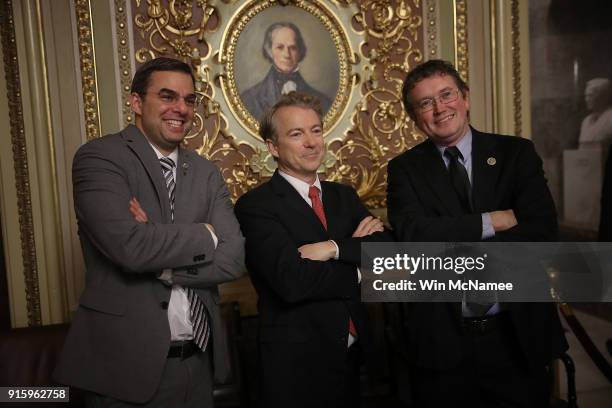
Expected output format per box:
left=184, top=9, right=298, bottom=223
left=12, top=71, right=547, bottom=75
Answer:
left=182, top=162, right=189, bottom=175
left=487, top=157, right=496, bottom=166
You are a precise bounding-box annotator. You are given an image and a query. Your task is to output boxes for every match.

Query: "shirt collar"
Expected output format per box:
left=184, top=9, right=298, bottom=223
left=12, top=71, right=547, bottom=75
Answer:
left=278, top=170, right=322, bottom=203
left=149, top=143, right=179, bottom=165
left=435, top=128, right=472, bottom=161
left=273, top=65, right=300, bottom=75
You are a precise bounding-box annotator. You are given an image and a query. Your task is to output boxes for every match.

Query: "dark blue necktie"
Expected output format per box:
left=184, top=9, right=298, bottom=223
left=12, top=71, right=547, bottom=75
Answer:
left=444, top=146, right=473, bottom=213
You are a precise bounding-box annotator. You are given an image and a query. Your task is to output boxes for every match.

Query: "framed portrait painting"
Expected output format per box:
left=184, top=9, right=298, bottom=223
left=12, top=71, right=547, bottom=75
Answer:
left=219, top=1, right=355, bottom=139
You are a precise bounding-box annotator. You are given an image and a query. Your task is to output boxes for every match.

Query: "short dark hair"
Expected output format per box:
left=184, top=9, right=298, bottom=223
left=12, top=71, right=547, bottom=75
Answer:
left=401, top=59, right=469, bottom=118
left=262, top=23, right=307, bottom=65
left=259, top=92, right=322, bottom=142
left=130, top=57, right=195, bottom=96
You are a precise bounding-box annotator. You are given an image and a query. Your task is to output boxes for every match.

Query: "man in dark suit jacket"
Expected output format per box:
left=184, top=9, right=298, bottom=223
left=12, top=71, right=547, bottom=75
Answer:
left=387, top=60, right=568, bottom=407
left=54, top=58, right=245, bottom=406
left=235, top=92, right=389, bottom=408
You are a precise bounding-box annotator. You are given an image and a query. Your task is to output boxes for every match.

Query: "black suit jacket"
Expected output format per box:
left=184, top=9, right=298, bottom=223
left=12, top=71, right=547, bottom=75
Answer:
left=599, top=144, right=612, bottom=240
left=240, top=68, right=333, bottom=121
left=235, top=171, right=389, bottom=407
left=387, top=128, right=567, bottom=370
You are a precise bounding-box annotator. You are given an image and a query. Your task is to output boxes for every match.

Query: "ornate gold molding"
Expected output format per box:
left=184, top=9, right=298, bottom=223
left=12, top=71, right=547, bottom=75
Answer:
left=75, top=0, right=101, bottom=140
left=128, top=0, right=425, bottom=207
left=423, top=0, right=438, bottom=59
left=453, top=0, right=468, bottom=82
left=0, top=0, right=41, bottom=326
left=490, top=0, right=498, bottom=132
left=114, top=0, right=134, bottom=126
left=331, top=0, right=424, bottom=207
left=510, top=0, right=521, bottom=136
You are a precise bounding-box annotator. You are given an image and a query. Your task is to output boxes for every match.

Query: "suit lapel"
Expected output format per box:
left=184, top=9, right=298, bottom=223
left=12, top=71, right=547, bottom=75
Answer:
left=417, top=140, right=465, bottom=215
left=123, top=125, right=172, bottom=222
left=321, top=181, right=342, bottom=237
left=269, top=171, right=328, bottom=237
left=173, top=149, right=192, bottom=223
left=471, top=128, right=499, bottom=212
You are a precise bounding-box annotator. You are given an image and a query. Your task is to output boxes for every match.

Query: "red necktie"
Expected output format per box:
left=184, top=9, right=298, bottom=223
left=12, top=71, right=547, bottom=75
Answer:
left=308, top=186, right=327, bottom=230
left=308, top=185, right=357, bottom=338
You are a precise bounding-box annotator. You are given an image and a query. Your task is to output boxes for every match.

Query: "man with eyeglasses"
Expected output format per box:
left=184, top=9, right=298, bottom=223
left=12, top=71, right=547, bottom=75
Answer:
left=387, top=59, right=568, bottom=407
left=55, top=57, right=245, bottom=407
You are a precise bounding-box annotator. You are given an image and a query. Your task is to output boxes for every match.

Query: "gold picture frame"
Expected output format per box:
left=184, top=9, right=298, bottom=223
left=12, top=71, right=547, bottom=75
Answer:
left=217, top=0, right=356, bottom=139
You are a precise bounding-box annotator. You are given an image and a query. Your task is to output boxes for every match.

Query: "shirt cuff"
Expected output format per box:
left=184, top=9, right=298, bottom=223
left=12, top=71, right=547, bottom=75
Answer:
left=158, top=269, right=173, bottom=285
left=330, top=240, right=339, bottom=260
left=205, top=224, right=219, bottom=248
left=481, top=213, right=495, bottom=239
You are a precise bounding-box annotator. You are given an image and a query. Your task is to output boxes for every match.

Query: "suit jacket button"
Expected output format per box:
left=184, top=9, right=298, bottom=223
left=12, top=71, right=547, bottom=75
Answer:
left=161, top=301, right=169, bottom=309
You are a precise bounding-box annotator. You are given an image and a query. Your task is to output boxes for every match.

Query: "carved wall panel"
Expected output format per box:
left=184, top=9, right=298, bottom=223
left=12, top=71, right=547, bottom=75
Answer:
left=1, top=0, right=41, bottom=326
left=125, top=0, right=426, bottom=208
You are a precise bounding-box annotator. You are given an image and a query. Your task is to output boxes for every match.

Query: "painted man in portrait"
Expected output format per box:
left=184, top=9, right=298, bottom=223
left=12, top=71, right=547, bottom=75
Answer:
left=240, top=22, right=333, bottom=121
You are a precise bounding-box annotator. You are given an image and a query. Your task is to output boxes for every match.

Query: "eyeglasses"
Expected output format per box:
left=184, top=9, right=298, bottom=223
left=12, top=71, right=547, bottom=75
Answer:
left=415, top=88, right=460, bottom=112
left=150, top=89, right=200, bottom=108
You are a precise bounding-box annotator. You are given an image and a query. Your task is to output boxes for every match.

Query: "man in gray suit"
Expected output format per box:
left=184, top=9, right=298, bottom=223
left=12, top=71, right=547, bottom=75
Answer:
left=54, top=57, right=245, bottom=407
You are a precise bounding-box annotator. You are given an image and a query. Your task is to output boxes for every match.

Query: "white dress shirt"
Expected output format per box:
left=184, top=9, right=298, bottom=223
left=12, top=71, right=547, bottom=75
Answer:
left=149, top=144, right=218, bottom=341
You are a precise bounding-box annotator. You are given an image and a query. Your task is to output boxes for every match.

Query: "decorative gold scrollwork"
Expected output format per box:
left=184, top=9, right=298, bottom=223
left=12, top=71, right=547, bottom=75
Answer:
left=134, top=0, right=217, bottom=59
left=330, top=0, right=424, bottom=207
left=129, top=0, right=426, bottom=207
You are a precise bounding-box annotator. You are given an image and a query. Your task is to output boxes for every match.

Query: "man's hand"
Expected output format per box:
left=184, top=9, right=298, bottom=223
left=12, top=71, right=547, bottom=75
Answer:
left=298, top=241, right=337, bottom=261
left=490, top=209, right=518, bottom=232
left=352, top=216, right=384, bottom=237
left=129, top=198, right=148, bottom=223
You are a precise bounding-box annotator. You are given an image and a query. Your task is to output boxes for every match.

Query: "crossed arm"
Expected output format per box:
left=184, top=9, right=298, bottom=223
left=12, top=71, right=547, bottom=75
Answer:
left=130, top=197, right=217, bottom=238
left=234, top=187, right=388, bottom=303
left=73, top=141, right=244, bottom=284
left=297, top=216, right=384, bottom=261
left=387, top=140, right=554, bottom=242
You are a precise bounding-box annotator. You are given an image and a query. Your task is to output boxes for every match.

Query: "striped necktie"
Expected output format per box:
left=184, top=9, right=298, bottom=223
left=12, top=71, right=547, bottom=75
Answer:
left=159, top=156, right=210, bottom=351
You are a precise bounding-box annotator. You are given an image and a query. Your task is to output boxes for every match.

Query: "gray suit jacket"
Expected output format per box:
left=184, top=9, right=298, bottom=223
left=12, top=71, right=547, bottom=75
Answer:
left=54, top=125, right=245, bottom=403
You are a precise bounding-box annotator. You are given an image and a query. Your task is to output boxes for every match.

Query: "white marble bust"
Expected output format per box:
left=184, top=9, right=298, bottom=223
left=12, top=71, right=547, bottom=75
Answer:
left=579, top=78, right=612, bottom=146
